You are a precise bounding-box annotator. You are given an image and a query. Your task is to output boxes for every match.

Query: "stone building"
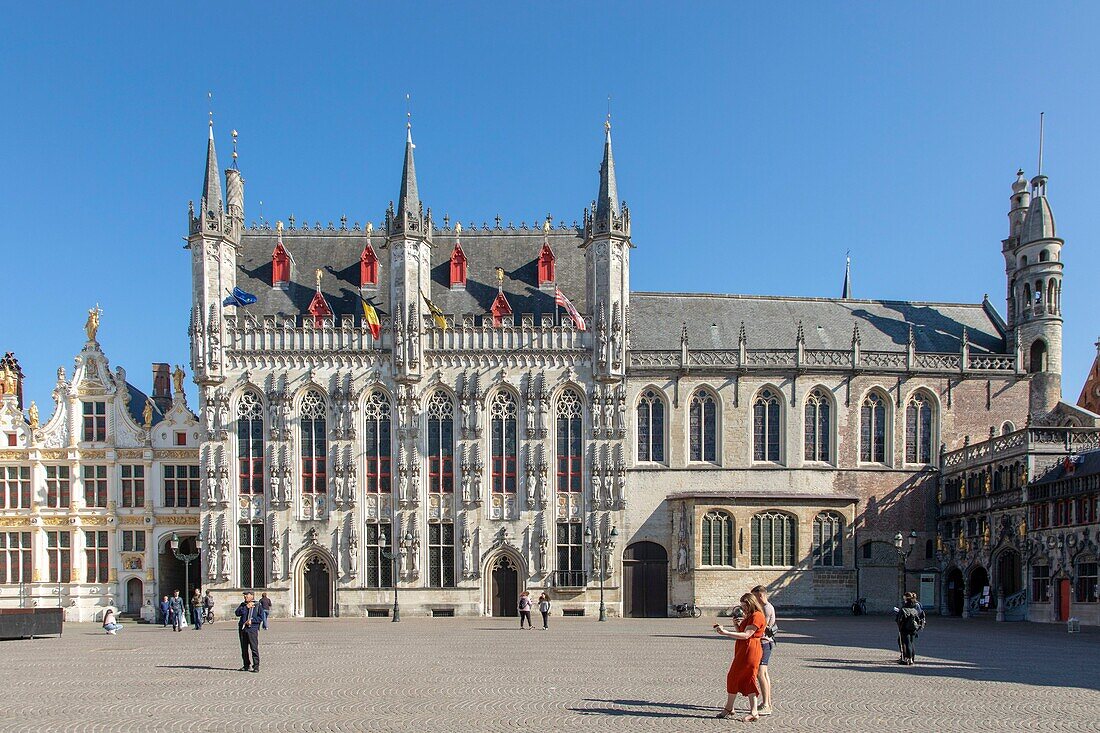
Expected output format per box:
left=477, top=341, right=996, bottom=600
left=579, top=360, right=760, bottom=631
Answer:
left=1079, top=339, right=1100, bottom=415
left=186, top=117, right=1073, bottom=618
left=0, top=322, right=200, bottom=622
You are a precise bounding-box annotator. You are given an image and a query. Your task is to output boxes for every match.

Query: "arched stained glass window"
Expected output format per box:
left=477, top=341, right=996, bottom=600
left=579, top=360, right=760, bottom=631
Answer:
left=753, top=389, right=781, bottom=462
left=689, top=391, right=717, bottom=463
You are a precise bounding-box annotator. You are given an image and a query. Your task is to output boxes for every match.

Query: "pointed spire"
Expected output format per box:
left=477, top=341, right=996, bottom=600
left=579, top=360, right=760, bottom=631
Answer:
left=595, top=114, right=619, bottom=223
left=201, top=96, right=222, bottom=215
left=394, top=97, right=421, bottom=229
left=841, top=252, right=852, bottom=299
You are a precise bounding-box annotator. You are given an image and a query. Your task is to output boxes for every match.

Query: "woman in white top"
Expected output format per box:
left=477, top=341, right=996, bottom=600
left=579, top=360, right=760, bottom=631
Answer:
left=537, top=593, right=551, bottom=629
left=102, top=608, right=122, bottom=635
left=752, top=585, right=776, bottom=716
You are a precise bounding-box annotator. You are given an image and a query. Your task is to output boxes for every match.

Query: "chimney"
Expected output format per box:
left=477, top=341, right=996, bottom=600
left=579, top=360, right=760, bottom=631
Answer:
left=151, top=363, right=172, bottom=413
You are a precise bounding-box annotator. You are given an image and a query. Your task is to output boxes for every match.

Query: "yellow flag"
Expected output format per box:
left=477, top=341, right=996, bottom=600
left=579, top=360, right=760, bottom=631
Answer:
left=422, top=292, right=448, bottom=329
left=361, top=298, right=381, bottom=339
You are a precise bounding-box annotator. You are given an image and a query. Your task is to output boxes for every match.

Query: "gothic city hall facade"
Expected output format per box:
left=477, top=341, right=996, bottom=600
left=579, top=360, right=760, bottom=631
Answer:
left=3, top=117, right=1094, bottom=622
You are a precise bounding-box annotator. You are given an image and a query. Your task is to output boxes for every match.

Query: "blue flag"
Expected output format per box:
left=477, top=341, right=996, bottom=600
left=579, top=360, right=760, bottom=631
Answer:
left=223, top=287, right=258, bottom=307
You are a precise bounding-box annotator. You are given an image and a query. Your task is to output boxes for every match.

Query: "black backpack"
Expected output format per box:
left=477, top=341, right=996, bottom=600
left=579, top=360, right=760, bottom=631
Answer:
left=900, top=608, right=920, bottom=634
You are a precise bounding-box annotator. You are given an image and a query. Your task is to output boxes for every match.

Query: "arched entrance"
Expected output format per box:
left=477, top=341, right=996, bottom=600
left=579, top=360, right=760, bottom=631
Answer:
left=624, top=541, right=669, bottom=618
left=158, top=535, right=199, bottom=601
left=490, top=555, right=520, bottom=617
left=302, top=555, right=332, bottom=617
left=969, top=566, right=990, bottom=612
left=945, top=567, right=964, bottom=616
left=126, top=578, right=143, bottom=614
left=995, top=549, right=1021, bottom=597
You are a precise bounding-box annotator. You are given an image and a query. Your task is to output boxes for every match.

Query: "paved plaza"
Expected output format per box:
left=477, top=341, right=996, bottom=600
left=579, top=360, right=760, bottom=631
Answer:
left=1, top=615, right=1097, bottom=732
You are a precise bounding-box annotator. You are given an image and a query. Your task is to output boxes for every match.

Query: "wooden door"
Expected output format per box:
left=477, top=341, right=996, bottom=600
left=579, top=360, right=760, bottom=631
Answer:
left=304, top=557, right=331, bottom=617
left=126, top=578, right=143, bottom=613
left=624, top=542, right=669, bottom=618
left=491, top=557, right=518, bottom=617
left=1058, top=578, right=1071, bottom=622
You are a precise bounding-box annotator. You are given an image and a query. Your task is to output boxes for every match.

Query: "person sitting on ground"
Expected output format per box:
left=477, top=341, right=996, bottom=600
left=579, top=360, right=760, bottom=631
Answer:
left=102, top=608, right=122, bottom=635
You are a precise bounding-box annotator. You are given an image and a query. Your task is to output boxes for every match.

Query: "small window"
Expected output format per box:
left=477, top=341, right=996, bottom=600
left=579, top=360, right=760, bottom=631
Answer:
left=5, top=434, right=14, bottom=447
left=175, top=432, right=187, bottom=446
left=862, top=542, right=873, bottom=560
left=1039, top=250, right=1050, bottom=262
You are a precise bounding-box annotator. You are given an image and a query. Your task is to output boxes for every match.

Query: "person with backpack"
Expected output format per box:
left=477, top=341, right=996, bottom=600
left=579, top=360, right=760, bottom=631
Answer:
left=895, top=594, right=922, bottom=665
left=751, top=585, right=777, bottom=716
left=518, top=590, right=533, bottom=629
left=896, top=592, right=926, bottom=662
left=537, top=592, right=551, bottom=629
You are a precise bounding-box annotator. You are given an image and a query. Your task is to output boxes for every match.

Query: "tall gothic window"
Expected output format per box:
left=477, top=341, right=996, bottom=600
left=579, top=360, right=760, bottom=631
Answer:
left=238, top=523, right=265, bottom=588
left=0, top=531, right=31, bottom=583
left=751, top=511, right=795, bottom=566
left=363, top=390, right=392, bottom=494
left=237, top=391, right=265, bottom=495
left=812, top=511, right=843, bottom=567
left=84, top=530, right=109, bottom=583
left=556, top=522, right=585, bottom=586
left=1, top=466, right=30, bottom=509
left=905, top=391, right=934, bottom=464
left=753, top=389, right=781, bottom=462
left=300, top=391, right=327, bottom=495
left=426, top=391, right=454, bottom=494
left=365, top=523, right=393, bottom=588
left=689, top=391, right=718, bottom=463
left=490, top=391, right=518, bottom=497
left=701, top=510, right=734, bottom=566
left=428, top=522, right=456, bottom=588
left=556, top=388, right=583, bottom=493
left=804, top=388, right=831, bottom=462
left=636, top=389, right=665, bottom=463
left=860, top=392, right=888, bottom=463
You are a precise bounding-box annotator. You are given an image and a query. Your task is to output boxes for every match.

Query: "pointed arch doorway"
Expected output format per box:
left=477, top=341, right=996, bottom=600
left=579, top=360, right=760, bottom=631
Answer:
left=490, top=555, right=520, bottom=617
left=301, top=555, right=333, bottom=618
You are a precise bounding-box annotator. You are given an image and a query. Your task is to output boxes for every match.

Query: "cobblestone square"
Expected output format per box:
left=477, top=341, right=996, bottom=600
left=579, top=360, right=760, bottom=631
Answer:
left=2, top=615, right=1097, bottom=732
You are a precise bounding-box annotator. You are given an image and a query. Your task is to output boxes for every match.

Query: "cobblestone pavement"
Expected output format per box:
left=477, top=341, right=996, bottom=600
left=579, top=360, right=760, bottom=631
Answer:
left=2, top=614, right=1098, bottom=732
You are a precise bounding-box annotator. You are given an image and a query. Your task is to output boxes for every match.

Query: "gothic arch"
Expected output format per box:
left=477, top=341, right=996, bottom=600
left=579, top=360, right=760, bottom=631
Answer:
left=289, top=543, right=337, bottom=617
left=858, top=386, right=893, bottom=465
left=686, top=385, right=721, bottom=464
left=231, top=383, right=269, bottom=415
left=481, top=544, right=527, bottom=616
left=635, top=385, right=668, bottom=464
left=356, top=382, right=394, bottom=413
left=751, top=384, right=785, bottom=464
left=803, top=385, right=836, bottom=464
left=291, top=381, right=331, bottom=413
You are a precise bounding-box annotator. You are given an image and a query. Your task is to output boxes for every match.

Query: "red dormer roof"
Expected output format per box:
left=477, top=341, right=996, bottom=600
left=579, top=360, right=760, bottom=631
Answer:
left=490, top=290, right=513, bottom=327
left=272, top=241, right=292, bottom=286
left=450, top=242, right=468, bottom=288
left=538, top=241, right=556, bottom=285
left=360, top=242, right=379, bottom=287
left=308, top=290, right=332, bottom=327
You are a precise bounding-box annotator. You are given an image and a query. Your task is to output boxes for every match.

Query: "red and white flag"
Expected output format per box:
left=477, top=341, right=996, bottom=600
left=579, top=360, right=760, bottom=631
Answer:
left=555, top=288, right=586, bottom=331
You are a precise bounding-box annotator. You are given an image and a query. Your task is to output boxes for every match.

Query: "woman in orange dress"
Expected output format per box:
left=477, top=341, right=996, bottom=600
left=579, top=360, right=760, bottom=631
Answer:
left=713, top=592, right=766, bottom=722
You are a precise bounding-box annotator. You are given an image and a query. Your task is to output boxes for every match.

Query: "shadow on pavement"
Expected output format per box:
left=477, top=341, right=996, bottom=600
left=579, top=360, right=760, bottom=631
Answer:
left=571, top=699, right=717, bottom=720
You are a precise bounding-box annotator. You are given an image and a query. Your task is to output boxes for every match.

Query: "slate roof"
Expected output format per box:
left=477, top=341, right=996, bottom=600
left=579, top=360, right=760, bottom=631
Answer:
left=631, top=293, right=1008, bottom=354
left=1032, top=449, right=1100, bottom=486
left=236, top=227, right=588, bottom=323
left=124, top=382, right=164, bottom=426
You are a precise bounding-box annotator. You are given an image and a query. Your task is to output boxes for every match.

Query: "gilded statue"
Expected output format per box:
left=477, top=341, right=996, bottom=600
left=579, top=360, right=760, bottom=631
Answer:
left=28, top=402, right=39, bottom=430
left=0, top=367, right=14, bottom=395
left=172, top=365, right=186, bottom=393
left=85, top=304, right=102, bottom=341
left=143, top=398, right=154, bottom=428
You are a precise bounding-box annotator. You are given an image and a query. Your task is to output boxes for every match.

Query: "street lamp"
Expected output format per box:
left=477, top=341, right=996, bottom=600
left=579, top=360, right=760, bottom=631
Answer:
left=170, top=532, right=202, bottom=618
left=379, top=528, right=412, bottom=622
left=585, top=525, right=618, bottom=622
left=893, top=531, right=917, bottom=598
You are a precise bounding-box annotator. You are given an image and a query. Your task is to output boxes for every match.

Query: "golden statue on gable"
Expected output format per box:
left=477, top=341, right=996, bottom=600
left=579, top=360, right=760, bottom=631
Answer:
left=27, top=402, right=39, bottom=430
left=172, top=365, right=186, bottom=394
left=85, top=304, right=102, bottom=341
left=143, top=398, right=154, bottom=428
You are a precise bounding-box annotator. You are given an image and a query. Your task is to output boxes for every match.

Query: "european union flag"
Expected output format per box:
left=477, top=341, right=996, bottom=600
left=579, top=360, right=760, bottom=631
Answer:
left=223, top=287, right=258, bottom=307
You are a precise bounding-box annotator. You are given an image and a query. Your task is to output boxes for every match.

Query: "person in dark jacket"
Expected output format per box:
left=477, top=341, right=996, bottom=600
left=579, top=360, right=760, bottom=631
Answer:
left=158, top=595, right=170, bottom=628
left=190, top=589, right=204, bottom=630
left=259, top=592, right=273, bottom=630
left=895, top=595, right=923, bottom=665
left=168, top=590, right=185, bottom=632
left=235, top=590, right=262, bottom=672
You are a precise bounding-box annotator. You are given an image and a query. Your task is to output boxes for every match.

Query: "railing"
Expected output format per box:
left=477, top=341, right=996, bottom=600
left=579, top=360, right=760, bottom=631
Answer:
left=942, top=427, right=1100, bottom=473
left=630, top=348, right=1016, bottom=374
left=553, top=570, right=588, bottom=588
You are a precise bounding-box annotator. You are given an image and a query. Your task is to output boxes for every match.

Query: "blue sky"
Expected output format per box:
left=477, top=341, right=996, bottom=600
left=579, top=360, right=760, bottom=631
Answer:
left=2, top=2, right=1098, bottom=410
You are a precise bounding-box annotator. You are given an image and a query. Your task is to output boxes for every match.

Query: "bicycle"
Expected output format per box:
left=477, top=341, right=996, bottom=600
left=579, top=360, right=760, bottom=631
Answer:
left=202, top=607, right=215, bottom=625
left=673, top=602, right=702, bottom=618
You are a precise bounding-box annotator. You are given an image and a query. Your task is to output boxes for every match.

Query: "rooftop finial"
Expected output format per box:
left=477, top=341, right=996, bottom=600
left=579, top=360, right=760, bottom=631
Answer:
left=406, top=93, right=413, bottom=143
left=606, top=94, right=612, bottom=134
left=1038, top=111, right=1045, bottom=178
left=495, top=266, right=505, bottom=293
left=231, top=129, right=239, bottom=169
left=207, top=91, right=214, bottom=139
left=315, top=268, right=323, bottom=292
left=841, top=250, right=852, bottom=300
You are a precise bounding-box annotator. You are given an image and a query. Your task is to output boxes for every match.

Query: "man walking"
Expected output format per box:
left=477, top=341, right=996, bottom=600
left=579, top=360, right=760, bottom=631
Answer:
left=751, top=585, right=777, bottom=717
left=168, top=590, right=185, bottom=632
left=190, top=588, right=204, bottom=630
left=158, top=595, right=170, bottom=628
left=235, top=590, right=262, bottom=673
left=259, top=592, right=273, bottom=630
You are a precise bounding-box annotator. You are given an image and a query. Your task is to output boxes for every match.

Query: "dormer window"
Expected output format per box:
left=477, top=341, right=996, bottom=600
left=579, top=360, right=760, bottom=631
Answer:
left=449, top=242, right=467, bottom=289
left=82, top=401, right=106, bottom=442
left=538, top=242, right=555, bottom=288
left=272, top=242, right=291, bottom=289
left=360, top=242, right=379, bottom=288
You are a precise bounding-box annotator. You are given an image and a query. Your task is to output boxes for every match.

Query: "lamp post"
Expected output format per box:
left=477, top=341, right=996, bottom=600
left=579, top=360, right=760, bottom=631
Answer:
left=893, top=530, right=917, bottom=599
left=585, top=525, right=618, bottom=622
left=170, top=533, right=202, bottom=618
left=379, top=528, right=412, bottom=622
